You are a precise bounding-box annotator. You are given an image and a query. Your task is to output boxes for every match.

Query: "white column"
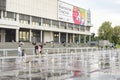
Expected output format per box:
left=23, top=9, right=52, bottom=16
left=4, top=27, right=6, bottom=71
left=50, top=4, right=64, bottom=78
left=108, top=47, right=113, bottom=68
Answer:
left=29, top=29, right=32, bottom=42
left=16, top=13, right=19, bottom=22
left=41, top=18, right=43, bottom=26
left=16, top=29, right=19, bottom=42
left=79, top=35, right=81, bottom=43
left=41, top=30, right=43, bottom=43
left=1, top=29, right=5, bottom=42
left=1, top=11, right=3, bottom=19
left=59, top=32, right=61, bottom=43
left=66, top=33, right=68, bottom=43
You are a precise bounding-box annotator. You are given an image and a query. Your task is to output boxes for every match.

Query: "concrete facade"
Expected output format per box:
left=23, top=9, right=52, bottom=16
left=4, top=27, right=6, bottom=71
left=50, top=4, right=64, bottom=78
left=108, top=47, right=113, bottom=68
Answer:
left=0, top=0, right=92, bottom=43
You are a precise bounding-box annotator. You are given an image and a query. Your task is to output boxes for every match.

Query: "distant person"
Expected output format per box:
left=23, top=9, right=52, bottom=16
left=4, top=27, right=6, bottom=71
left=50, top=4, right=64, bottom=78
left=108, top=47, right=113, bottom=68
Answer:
left=22, top=49, right=26, bottom=57
left=19, top=40, right=24, bottom=46
left=21, top=49, right=26, bottom=61
left=18, top=45, right=22, bottom=57
left=38, top=44, right=43, bottom=55
left=35, top=44, right=38, bottom=55
left=32, top=42, right=38, bottom=55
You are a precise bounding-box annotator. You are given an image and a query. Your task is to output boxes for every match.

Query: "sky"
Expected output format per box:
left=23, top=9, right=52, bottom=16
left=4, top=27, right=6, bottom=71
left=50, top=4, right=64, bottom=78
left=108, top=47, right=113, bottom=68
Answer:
left=61, top=0, right=120, bottom=35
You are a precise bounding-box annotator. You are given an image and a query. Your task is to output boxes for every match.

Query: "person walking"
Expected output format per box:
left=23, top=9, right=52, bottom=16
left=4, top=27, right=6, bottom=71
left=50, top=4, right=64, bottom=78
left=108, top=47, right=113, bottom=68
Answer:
left=17, top=45, right=22, bottom=62
left=35, top=43, right=38, bottom=55
left=18, top=45, right=22, bottom=57
left=38, top=44, right=43, bottom=55
left=22, top=49, right=26, bottom=57
left=21, top=49, right=26, bottom=61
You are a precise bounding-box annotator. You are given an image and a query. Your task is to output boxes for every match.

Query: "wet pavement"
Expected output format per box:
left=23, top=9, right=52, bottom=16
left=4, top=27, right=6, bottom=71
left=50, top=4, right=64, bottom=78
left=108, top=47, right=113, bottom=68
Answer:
left=0, top=49, right=120, bottom=80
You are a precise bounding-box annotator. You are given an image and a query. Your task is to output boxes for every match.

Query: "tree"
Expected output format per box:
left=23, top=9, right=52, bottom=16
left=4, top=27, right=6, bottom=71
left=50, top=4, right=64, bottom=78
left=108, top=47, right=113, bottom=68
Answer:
left=112, top=26, right=120, bottom=45
left=98, top=21, right=113, bottom=41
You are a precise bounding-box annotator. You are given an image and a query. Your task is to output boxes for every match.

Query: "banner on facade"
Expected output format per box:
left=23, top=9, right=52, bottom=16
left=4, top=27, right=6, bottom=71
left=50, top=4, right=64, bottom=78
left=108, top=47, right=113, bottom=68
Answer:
left=58, top=1, right=86, bottom=25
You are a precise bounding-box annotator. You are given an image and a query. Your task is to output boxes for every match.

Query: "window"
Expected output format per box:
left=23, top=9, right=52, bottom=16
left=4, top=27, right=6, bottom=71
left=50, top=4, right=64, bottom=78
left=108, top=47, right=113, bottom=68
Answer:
left=68, top=23, right=73, bottom=30
left=19, top=30, right=29, bottom=42
left=19, top=14, right=30, bottom=24
left=80, top=26, right=85, bottom=31
left=60, top=22, right=66, bottom=29
left=3, top=11, right=16, bottom=21
left=86, top=26, right=90, bottom=31
left=0, top=0, right=6, bottom=11
left=52, top=20, right=59, bottom=28
left=43, top=18, right=51, bottom=26
left=32, top=16, right=41, bottom=26
left=6, top=12, right=16, bottom=20
left=74, top=24, right=80, bottom=31
left=7, top=12, right=14, bottom=18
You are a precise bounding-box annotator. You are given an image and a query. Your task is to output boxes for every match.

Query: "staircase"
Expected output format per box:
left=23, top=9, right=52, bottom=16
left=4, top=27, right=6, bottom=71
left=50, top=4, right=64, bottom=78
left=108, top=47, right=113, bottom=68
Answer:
left=0, top=42, right=34, bottom=49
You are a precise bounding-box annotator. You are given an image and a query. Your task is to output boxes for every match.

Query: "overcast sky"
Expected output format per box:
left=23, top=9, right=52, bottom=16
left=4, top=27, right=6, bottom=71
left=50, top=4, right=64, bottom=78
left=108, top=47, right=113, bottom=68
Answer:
left=61, top=0, right=120, bottom=35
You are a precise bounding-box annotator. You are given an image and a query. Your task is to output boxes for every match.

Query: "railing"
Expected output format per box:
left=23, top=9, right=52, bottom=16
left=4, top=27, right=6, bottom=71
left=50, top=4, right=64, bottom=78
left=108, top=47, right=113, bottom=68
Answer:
left=0, top=47, right=99, bottom=57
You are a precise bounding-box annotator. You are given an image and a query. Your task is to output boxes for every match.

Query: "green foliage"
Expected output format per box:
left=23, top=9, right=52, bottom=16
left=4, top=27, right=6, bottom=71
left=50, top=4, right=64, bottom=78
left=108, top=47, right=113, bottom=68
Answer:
left=112, top=26, right=120, bottom=45
left=98, top=21, right=113, bottom=41
left=98, top=21, right=120, bottom=45
left=116, top=44, right=120, bottom=48
left=94, top=36, right=99, bottom=41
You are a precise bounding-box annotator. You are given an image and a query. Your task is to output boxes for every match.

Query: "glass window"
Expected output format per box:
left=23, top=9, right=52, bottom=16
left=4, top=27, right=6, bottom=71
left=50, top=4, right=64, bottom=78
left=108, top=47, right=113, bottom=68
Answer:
left=7, top=12, right=14, bottom=18
left=80, top=26, right=85, bottom=31
left=19, top=14, right=30, bottom=24
left=3, top=11, right=16, bottom=21
left=19, top=30, right=29, bottom=42
left=32, top=16, right=41, bottom=22
left=86, top=26, right=90, bottom=31
left=60, top=22, right=66, bottom=29
left=43, top=18, right=51, bottom=26
left=19, top=14, right=30, bottom=21
left=0, top=0, right=6, bottom=11
left=31, top=30, right=40, bottom=42
left=32, top=16, right=41, bottom=25
left=53, top=32, right=59, bottom=42
left=52, top=20, right=59, bottom=28
left=75, top=24, right=80, bottom=31
left=68, top=23, right=73, bottom=30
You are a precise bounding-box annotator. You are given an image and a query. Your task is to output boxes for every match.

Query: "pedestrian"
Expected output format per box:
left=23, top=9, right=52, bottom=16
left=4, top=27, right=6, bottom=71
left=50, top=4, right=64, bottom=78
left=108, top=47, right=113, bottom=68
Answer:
left=17, top=45, right=22, bottom=62
left=19, top=40, right=24, bottom=46
left=38, top=44, right=43, bottom=55
left=22, top=49, right=26, bottom=61
left=34, top=43, right=38, bottom=55
left=22, top=49, right=26, bottom=57
left=18, top=45, right=22, bottom=57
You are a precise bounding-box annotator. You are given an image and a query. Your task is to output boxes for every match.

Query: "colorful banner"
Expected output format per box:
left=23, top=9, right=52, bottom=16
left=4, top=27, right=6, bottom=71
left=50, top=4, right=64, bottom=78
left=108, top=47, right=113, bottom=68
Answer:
left=58, top=1, right=86, bottom=25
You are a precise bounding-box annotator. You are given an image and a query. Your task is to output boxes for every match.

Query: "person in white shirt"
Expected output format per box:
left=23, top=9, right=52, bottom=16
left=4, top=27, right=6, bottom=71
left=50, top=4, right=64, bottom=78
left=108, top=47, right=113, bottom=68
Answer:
left=18, top=45, right=22, bottom=57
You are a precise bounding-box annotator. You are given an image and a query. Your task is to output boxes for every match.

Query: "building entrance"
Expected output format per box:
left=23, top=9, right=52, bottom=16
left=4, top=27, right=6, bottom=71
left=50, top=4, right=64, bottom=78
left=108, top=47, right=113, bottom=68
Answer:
left=5, top=29, right=15, bottom=42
